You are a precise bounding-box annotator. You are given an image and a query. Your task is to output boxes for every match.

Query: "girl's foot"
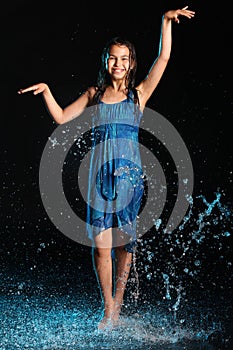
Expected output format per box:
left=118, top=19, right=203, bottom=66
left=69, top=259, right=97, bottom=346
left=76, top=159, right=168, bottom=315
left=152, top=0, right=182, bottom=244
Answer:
left=111, top=306, right=120, bottom=327
left=98, top=316, right=114, bottom=331
left=98, top=312, right=120, bottom=331
left=98, top=300, right=115, bottom=331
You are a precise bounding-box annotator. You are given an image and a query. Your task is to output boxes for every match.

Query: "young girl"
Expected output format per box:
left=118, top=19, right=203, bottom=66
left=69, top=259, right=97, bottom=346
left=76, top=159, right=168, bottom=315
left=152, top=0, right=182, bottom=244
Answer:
left=18, top=6, right=195, bottom=330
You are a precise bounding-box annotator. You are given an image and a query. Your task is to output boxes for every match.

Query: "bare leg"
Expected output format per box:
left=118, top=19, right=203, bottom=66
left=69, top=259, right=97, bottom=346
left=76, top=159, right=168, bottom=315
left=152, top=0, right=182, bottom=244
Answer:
left=93, top=228, right=114, bottom=329
left=112, top=244, right=132, bottom=324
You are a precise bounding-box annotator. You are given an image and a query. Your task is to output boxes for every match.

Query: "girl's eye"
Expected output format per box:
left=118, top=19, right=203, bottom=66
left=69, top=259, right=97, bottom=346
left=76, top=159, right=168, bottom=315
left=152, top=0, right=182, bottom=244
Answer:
left=108, top=57, right=129, bottom=61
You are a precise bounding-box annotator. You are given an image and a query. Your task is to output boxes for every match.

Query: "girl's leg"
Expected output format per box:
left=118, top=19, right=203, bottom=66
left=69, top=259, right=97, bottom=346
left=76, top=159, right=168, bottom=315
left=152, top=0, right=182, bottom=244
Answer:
left=93, top=228, right=114, bottom=329
left=112, top=230, right=133, bottom=324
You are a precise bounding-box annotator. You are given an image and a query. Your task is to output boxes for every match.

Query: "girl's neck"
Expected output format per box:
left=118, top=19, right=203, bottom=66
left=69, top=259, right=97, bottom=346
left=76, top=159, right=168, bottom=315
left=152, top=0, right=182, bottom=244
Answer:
left=109, top=79, right=128, bottom=92
left=101, top=85, right=129, bottom=104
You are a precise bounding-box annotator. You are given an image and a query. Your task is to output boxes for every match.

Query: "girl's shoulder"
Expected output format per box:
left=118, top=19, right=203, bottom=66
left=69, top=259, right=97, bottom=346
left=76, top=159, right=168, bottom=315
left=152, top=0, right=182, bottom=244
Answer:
left=87, top=86, right=98, bottom=99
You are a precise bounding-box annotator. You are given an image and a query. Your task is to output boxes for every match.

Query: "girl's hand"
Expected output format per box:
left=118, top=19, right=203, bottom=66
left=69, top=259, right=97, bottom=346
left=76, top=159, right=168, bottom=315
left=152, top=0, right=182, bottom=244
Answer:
left=18, top=83, right=48, bottom=95
left=164, top=6, right=195, bottom=24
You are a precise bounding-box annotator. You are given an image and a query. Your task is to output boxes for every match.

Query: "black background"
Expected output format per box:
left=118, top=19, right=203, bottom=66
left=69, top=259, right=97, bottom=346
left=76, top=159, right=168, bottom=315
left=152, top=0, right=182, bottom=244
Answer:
left=1, top=0, right=232, bottom=291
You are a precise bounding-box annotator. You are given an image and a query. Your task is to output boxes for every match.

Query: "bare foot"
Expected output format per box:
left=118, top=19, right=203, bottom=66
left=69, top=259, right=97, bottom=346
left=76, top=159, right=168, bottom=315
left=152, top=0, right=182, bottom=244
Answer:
left=98, top=300, right=115, bottom=331
left=98, top=312, right=121, bottom=331
left=110, top=301, right=122, bottom=327
left=98, top=316, right=114, bottom=331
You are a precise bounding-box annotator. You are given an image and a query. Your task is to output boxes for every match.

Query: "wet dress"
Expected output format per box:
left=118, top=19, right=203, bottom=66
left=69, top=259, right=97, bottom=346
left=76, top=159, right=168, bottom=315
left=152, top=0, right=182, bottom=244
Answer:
left=86, top=91, right=144, bottom=252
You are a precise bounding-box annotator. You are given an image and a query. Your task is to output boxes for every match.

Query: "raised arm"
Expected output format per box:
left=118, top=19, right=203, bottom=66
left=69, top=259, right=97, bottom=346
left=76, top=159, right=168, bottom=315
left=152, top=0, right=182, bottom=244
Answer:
left=136, top=6, right=195, bottom=108
left=18, top=83, right=95, bottom=124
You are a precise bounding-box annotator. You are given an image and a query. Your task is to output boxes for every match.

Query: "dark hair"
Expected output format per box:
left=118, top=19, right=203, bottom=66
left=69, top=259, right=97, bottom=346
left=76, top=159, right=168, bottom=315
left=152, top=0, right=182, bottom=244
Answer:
left=93, top=36, right=139, bottom=105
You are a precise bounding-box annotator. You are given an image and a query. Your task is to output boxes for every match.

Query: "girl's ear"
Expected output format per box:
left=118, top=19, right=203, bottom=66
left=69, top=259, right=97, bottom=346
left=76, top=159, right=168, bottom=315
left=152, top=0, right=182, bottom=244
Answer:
left=130, top=59, right=136, bottom=70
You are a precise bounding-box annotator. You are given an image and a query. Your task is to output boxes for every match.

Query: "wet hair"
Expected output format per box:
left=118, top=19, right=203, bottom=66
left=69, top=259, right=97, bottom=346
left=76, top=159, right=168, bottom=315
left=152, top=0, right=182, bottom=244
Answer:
left=93, top=36, right=139, bottom=105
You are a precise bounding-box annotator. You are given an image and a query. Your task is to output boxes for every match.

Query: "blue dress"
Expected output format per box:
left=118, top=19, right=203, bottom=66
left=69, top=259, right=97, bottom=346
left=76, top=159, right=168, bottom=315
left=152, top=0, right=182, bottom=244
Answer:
left=86, top=91, right=144, bottom=252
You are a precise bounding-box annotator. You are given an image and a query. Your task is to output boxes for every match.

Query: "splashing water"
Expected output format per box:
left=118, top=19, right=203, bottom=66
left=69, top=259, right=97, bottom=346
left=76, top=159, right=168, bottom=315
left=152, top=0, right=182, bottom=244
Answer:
left=126, top=190, right=232, bottom=347
left=136, top=190, right=232, bottom=286
left=1, top=191, right=232, bottom=349
left=0, top=285, right=229, bottom=349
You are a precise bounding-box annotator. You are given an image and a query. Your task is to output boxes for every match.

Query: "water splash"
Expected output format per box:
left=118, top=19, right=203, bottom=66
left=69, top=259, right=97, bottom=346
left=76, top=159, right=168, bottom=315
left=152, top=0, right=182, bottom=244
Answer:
left=128, top=190, right=232, bottom=341
left=1, top=287, right=227, bottom=349
left=1, top=187, right=232, bottom=349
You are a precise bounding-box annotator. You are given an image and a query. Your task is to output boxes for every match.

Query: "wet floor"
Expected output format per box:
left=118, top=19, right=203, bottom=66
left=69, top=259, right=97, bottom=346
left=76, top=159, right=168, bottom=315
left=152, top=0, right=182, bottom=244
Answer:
left=1, top=261, right=232, bottom=350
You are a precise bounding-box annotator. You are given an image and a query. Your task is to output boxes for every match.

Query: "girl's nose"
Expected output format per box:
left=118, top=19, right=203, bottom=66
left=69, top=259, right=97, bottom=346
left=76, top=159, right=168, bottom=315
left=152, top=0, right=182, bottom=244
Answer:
left=114, top=59, right=120, bottom=66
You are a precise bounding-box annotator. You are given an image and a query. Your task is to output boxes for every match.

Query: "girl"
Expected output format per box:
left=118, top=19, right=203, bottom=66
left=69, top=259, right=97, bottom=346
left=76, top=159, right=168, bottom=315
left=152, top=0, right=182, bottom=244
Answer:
left=18, top=6, right=195, bottom=330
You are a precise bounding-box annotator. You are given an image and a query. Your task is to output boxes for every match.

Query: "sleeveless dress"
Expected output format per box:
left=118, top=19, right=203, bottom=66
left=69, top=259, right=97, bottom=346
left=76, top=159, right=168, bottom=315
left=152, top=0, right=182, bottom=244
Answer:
left=86, top=91, right=144, bottom=252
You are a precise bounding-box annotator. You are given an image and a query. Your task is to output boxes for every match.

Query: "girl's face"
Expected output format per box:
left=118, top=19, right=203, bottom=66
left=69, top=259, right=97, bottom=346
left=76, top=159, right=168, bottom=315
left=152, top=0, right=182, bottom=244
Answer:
left=106, top=44, right=131, bottom=80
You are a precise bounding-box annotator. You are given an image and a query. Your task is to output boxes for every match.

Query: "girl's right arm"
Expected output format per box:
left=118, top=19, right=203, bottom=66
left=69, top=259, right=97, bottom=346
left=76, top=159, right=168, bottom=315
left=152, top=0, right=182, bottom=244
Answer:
left=18, top=83, right=95, bottom=124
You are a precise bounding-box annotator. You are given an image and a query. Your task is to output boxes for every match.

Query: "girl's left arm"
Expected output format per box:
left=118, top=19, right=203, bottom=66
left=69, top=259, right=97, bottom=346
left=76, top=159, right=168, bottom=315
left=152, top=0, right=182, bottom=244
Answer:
left=136, top=6, right=195, bottom=108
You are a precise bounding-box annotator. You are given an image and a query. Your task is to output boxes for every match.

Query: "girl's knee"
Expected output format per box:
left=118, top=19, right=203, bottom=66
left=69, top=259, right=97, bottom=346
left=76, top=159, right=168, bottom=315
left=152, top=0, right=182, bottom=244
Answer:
left=94, top=247, right=112, bottom=258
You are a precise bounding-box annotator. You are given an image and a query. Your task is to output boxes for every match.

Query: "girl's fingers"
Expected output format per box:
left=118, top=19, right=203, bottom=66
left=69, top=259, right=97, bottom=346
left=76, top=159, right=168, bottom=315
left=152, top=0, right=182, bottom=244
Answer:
left=18, top=86, right=38, bottom=94
left=177, top=9, right=195, bottom=19
left=180, top=5, right=195, bottom=15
